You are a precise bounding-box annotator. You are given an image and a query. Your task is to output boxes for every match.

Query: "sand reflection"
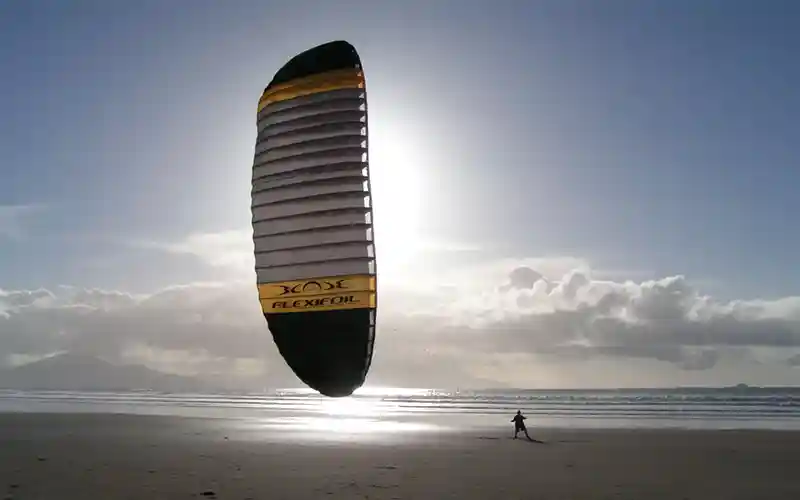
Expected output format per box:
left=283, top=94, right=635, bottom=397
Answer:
left=264, top=415, right=437, bottom=434
left=247, top=395, right=440, bottom=436
left=320, top=396, right=379, bottom=417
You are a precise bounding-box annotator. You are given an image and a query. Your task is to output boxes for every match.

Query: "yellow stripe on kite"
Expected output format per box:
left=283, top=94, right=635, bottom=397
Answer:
left=257, top=274, right=375, bottom=299
left=257, top=68, right=364, bottom=112
left=260, top=290, right=376, bottom=314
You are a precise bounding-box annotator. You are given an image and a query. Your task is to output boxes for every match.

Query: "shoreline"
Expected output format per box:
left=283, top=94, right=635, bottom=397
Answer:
left=4, top=409, right=800, bottom=430
left=2, top=388, right=798, bottom=433
left=2, top=405, right=799, bottom=433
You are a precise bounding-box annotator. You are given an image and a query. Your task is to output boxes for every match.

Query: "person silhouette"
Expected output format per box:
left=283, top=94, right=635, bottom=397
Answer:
left=511, top=410, right=534, bottom=441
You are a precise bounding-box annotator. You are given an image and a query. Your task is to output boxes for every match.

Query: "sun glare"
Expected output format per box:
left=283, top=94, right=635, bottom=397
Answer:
left=320, top=396, right=379, bottom=417
left=368, top=120, right=425, bottom=277
left=260, top=387, right=442, bottom=437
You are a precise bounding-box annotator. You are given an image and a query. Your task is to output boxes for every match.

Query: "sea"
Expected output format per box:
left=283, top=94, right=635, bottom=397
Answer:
left=1, top=386, right=798, bottom=432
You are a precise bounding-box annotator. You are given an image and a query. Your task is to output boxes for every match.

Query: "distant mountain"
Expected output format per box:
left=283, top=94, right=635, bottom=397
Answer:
left=0, top=353, right=225, bottom=392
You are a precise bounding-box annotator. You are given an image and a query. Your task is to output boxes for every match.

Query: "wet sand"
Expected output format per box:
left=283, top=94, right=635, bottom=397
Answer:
left=1, top=413, right=798, bottom=499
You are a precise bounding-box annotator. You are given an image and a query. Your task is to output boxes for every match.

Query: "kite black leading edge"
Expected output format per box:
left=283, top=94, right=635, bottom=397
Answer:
left=251, top=41, right=377, bottom=398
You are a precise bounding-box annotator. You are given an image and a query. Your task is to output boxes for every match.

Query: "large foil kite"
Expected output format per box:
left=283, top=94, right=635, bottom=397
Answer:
left=251, top=41, right=377, bottom=397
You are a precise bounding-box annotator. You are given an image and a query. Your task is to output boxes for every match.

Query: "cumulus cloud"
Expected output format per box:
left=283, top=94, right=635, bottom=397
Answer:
left=1, top=260, right=799, bottom=388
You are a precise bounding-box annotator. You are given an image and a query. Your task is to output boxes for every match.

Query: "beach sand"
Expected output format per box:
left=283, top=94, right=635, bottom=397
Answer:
left=1, top=413, right=798, bottom=499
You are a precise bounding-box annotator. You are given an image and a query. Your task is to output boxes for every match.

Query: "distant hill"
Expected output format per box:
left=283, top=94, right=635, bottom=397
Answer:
left=0, top=353, right=225, bottom=392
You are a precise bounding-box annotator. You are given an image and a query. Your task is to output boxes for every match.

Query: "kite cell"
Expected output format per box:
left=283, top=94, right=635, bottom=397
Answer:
left=252, top=40, right=377, bottom=397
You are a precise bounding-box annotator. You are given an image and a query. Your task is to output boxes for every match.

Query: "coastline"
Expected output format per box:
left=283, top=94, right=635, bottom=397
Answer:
left=2, top=388, right=798, bottom=432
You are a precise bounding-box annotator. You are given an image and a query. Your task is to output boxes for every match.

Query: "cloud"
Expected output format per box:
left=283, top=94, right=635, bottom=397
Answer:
left=0, top=204, right=44, bottom=240
left=1, top=259, right=799, bottom=388
left=132, top=229, right=255, bottom=273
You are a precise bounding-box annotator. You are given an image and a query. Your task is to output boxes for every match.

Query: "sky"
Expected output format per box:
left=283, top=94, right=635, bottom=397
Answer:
left=1, top=0, right=799, bottom=389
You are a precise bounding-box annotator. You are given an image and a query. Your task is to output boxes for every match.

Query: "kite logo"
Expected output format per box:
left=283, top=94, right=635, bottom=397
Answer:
left=278, top=279, right=347, bottom=296
left=271, top=294, right=359, bottom=310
